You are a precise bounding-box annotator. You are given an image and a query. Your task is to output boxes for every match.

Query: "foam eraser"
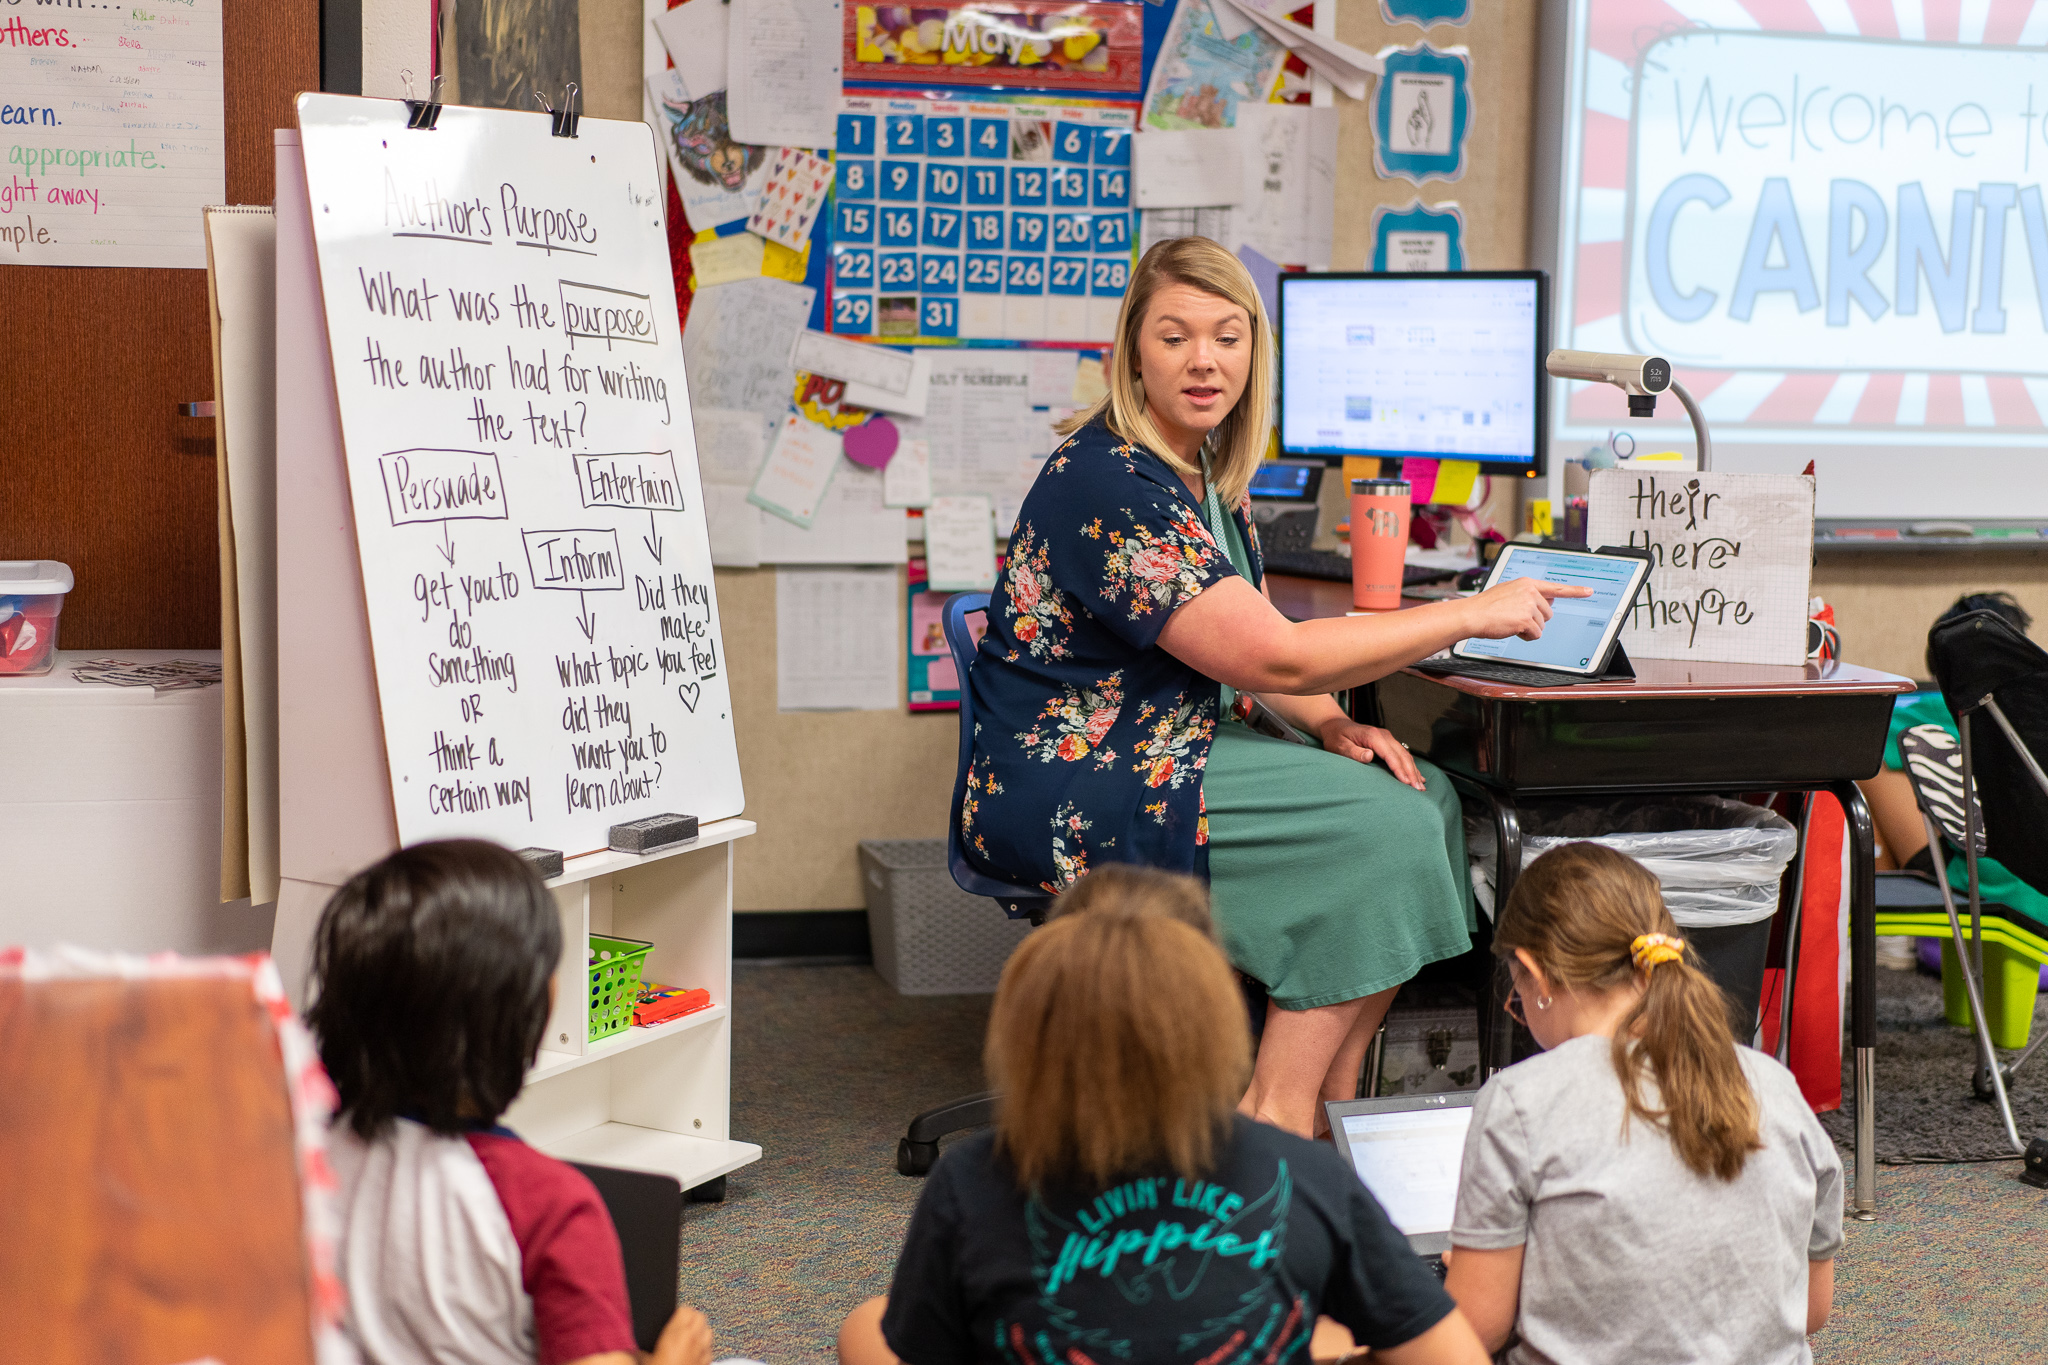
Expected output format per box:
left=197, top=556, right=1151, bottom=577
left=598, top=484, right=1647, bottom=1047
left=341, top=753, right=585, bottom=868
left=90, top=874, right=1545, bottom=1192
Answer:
left=609, top=814, right=699, bottom=855
left=516, top=847, right=565, bottom=880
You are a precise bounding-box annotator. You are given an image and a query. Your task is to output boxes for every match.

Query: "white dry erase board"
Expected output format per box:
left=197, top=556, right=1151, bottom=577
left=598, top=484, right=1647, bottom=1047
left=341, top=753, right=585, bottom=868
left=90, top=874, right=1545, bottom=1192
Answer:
left=1585, top=470, right=1814, bottom=668
left=297, top=93, right=743, bottom=852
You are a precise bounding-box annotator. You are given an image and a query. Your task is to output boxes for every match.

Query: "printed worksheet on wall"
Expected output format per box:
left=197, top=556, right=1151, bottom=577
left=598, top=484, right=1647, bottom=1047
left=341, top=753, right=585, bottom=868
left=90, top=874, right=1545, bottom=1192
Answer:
left=295, top=94, right=744, bottom=853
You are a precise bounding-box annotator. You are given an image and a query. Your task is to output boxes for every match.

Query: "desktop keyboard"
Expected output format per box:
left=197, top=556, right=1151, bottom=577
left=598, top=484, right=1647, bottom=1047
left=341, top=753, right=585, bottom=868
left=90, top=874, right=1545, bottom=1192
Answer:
left=1261, top=548, right=1459, bottom=587
left=1410, top=658, right=1597, bottom=689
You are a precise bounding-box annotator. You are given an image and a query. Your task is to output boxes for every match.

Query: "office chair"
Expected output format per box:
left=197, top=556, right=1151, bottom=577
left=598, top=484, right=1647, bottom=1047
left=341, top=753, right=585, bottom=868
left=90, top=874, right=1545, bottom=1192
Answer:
left=1888, top=608, right=2048, bottom=1175
left=896, top=591, right=1053, bottom=1177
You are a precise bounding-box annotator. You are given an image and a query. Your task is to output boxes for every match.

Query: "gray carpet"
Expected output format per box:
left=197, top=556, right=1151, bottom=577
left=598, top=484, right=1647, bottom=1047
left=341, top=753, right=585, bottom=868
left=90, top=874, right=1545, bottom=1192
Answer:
left=1819, top=965, right=2048, bottom=1163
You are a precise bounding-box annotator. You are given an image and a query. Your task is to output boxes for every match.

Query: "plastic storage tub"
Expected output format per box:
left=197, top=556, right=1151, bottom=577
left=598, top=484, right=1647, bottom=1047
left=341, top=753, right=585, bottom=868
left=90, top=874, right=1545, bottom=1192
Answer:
left=859, top=839, right=1034, bottom=994
left=0, top=561, right=72, bottom=677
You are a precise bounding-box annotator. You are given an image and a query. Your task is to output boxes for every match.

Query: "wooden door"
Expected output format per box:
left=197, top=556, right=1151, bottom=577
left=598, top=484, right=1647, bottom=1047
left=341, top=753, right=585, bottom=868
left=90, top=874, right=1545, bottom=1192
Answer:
left=0, top=0, right=320, bottom=650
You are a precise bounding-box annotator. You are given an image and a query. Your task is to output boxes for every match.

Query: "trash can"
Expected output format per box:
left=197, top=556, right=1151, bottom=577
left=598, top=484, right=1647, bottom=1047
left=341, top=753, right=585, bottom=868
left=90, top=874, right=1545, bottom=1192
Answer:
left=1468, top=796, right=1798, bottom=1038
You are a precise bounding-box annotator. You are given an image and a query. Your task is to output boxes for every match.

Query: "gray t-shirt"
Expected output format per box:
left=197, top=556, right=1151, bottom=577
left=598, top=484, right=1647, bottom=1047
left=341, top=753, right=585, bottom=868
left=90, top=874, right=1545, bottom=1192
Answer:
left=1453, top=1034, right=1844, bottom=1365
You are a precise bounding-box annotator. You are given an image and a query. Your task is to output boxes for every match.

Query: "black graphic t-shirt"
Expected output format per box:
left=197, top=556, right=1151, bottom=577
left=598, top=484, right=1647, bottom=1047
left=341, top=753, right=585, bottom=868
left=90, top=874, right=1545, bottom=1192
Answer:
left=880, top=1117, right=1453, bottom=1365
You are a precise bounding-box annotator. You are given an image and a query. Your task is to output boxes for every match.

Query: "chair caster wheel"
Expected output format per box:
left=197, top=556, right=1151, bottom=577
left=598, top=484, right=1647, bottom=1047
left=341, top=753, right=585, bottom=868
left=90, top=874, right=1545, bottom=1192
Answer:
left=687, top=1176, right=727, bottom=1203
left=1974, top=1065, right=2002, bottom=1102
left=898, top=1138, right=938, bottom=1176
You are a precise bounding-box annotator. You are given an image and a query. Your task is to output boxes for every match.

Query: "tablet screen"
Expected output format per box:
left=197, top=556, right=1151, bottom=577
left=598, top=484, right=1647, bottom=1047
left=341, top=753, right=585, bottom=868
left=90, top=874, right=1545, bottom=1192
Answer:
left=1454, top=546, right=1646, bottom=674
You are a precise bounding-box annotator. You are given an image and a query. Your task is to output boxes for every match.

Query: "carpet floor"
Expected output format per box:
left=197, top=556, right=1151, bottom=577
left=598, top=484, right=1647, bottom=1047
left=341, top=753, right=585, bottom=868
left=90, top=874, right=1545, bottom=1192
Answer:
left=1818, top=965, right=2048, bottom=1163
left=685, top=963, right=2048, bottom=1365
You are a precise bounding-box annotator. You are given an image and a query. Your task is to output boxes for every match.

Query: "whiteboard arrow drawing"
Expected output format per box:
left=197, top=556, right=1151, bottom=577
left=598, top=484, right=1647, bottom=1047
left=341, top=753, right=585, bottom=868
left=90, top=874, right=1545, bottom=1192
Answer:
left=575, top=591, right=597, bottom=642
left=437, top=524, right=457, bottom=566
left=642, top=509, right=664, bottom=565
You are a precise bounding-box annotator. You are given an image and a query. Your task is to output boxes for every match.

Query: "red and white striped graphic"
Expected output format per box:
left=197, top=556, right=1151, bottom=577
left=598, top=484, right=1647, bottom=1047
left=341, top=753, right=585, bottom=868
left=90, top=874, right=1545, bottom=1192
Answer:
left=1560, top=0, right=2048, bottom=435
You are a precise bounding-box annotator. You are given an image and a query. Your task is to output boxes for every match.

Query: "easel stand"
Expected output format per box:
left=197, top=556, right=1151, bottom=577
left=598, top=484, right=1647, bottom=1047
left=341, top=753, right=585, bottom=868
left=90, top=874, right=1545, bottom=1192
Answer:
left=270, top=109, right=758, bottom=1195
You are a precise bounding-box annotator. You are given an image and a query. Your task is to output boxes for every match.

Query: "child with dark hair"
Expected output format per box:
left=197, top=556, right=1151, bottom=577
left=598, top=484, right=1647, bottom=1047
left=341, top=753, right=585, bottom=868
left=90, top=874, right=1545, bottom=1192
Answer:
left=1858, top=592, right=2048, bottom=935
left=310, top=839, right=716, bottom=1365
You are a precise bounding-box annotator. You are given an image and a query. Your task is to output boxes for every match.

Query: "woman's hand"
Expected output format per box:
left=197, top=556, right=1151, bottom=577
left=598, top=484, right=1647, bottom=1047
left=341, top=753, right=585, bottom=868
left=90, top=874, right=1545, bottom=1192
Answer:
left=1458, top=578, right=1591, bottom=642
left=1316, top=717, right=1426, bottom=790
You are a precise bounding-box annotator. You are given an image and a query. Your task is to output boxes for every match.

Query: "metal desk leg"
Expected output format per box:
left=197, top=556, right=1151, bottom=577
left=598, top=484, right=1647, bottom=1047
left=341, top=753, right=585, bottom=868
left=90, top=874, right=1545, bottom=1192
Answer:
left=1833, top=781, right=1878, bottom=1221
left=1481, top=791, right=1523, bottom=1080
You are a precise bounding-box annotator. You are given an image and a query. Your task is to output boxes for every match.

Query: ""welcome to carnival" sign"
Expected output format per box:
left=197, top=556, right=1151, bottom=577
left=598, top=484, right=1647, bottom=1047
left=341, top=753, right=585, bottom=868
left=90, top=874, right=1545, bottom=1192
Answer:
left=1622, top=30, right=2048, bottom=372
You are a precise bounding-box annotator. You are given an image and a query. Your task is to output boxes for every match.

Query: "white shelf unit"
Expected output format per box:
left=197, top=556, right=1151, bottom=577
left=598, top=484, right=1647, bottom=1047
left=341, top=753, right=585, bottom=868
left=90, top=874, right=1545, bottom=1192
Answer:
left=506, top=818, right=762, bottom=1192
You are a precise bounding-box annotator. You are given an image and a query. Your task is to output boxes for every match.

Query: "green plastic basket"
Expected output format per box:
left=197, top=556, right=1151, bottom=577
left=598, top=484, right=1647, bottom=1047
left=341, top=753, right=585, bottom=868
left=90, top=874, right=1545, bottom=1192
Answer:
left=588, top=934, right=653, bottom=1042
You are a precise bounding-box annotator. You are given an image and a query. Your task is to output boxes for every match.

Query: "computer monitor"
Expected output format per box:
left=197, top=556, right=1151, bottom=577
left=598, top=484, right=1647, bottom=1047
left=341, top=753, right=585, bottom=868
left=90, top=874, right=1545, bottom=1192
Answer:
left=1277, top=271, right=1548, bottom=479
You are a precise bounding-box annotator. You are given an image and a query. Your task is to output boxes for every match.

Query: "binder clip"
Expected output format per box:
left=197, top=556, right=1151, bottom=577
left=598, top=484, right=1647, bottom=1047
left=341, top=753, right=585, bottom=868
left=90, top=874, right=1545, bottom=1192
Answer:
left=536, top=82, right=580, bottom=139
left=402, top=70, right=443, bottom=131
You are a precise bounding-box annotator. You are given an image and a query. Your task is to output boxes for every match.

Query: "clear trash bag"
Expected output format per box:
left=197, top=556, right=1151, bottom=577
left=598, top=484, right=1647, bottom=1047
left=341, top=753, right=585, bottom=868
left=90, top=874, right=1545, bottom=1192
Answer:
left=1466, top=795, right=1798, bottom=928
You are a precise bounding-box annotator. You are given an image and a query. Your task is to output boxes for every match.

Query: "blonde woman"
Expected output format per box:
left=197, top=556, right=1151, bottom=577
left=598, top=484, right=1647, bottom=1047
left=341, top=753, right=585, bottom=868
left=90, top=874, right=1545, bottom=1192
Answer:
left=1447, top=843, right=1842, bottom=1362
left=840, top=872, right=1490, bottom=1365
left=960, top=236, right=1585, bottom=1135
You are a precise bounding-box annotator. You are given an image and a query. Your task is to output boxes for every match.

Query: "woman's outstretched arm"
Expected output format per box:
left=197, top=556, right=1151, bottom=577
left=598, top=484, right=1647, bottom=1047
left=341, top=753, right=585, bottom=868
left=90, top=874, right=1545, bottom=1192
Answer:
left=1156, top=575, right=1589, bottom=697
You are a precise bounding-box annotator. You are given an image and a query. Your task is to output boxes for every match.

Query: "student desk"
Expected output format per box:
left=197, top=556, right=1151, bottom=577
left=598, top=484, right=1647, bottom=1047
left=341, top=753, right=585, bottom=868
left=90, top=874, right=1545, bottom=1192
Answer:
left=1267, top=573, right=1916, bottom=1219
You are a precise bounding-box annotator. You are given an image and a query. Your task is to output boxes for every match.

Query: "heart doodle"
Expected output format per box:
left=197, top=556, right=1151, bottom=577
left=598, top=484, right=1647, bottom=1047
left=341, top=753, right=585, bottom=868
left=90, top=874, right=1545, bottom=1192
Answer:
left=677, top=681, right=702, bottom=713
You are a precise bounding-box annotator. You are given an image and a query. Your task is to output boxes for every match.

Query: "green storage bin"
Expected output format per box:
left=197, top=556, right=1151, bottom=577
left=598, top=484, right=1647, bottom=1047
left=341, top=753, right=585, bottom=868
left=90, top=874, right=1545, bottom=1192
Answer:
left=588, top=934, right=652, bottom=1042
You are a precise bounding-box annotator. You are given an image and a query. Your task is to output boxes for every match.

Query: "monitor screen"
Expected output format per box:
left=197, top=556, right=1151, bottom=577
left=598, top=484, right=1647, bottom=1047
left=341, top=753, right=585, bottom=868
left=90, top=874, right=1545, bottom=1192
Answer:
left=1279, top=272, right=1545, bottom=472
left=1247, top=462, right=1319, bottom=501
left=1455, top=546, right=1645, bottom=673
left=1337, top=1107, right=1473, bottom=1237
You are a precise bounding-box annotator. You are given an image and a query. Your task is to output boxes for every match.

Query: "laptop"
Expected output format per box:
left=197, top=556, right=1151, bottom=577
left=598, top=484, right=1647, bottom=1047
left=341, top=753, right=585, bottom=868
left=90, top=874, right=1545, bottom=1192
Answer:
left=1411, top=543, right=1651, bottom=688
left=1323, top=1091, right=1477, bottom=1278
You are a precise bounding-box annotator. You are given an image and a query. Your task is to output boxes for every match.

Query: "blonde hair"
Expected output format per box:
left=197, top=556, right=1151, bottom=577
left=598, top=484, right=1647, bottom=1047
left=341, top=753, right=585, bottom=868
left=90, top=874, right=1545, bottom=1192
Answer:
left=1055, top=236, right=1275, bottom=508
left=1495, top=842, right=1762, bottom=1181
left=1046, top=863, right=1215, bottom=939
left=986, top=905, right=1249, bottom=1191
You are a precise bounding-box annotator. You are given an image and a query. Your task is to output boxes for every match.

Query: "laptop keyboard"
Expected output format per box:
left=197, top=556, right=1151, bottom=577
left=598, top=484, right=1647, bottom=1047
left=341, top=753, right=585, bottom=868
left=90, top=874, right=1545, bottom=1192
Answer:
left=1262, top=548, right=1459, bottom=587
left=1411, top=658, right=1596, bottom=689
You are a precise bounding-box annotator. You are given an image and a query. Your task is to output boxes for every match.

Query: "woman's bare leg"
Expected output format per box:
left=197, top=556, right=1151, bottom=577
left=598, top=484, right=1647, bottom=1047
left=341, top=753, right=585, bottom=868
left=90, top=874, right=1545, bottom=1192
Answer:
left=1240, top=989, right=1397, bottom=1138
left=838, top=1296, right=899, bottom=1365
left=1322, top=987, right=1399, bottom=1111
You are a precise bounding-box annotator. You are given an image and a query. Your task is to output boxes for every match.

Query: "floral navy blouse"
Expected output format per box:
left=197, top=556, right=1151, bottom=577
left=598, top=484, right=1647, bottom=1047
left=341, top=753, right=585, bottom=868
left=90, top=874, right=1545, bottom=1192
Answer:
left=963, top=418, right=1262, bottom=892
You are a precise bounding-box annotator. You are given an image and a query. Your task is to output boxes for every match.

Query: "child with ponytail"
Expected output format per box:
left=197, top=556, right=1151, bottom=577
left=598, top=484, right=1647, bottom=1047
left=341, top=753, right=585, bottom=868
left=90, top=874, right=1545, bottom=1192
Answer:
left=1444, top=842, right=1843, bottom=1364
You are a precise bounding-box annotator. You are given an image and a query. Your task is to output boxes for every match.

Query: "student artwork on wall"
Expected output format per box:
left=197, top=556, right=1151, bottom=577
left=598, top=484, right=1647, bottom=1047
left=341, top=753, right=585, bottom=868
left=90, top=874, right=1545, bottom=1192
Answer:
left=845, top=1, right=1146, bottom=92
left=906, top=557, right=995, bottom=710
left=828, top=89, right=1136, bottom=342
left=1142, top=0, right=1291, bottom=131
left=650, top=76, right=774, bottom=231
left=1371, top=43, right=1471, bottom=184
left=1370, top=199, right=1465, bottom=272
left=1378, top=0, right=1470, bottom=26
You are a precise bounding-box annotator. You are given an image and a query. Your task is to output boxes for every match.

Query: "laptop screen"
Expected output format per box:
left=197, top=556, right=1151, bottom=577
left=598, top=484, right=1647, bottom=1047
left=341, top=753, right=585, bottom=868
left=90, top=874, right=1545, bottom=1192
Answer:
left=1453, top=545, right=1647, bottom=674
left=1336, top=1107, right=1474, bottom=1237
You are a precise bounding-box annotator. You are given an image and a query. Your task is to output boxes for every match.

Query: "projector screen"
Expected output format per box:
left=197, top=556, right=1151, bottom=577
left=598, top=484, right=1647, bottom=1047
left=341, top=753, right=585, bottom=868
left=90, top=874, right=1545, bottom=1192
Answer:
left=1536, top=1, right=2048, bottom=517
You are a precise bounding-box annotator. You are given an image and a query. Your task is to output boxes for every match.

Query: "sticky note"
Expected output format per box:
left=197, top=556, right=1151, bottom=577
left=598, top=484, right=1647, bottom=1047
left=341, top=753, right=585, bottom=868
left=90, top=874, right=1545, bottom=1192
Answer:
left=690, top=232, right=766, bottom=288
left=1433, top=459, right=1480, bottom=506
left=1403, top=457, right=1439, bottom=504
left=762, top=239, right=811, bottom=283
left=1341, top=456, right=1381, bottom=485
left=1528, top=499, right=1554, bottom=536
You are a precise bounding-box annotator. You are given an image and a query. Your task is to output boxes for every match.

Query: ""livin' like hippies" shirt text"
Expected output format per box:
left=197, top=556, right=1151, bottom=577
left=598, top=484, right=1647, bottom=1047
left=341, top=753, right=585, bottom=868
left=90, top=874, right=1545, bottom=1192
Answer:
left=880, top=1116, right=1453, bottom=1365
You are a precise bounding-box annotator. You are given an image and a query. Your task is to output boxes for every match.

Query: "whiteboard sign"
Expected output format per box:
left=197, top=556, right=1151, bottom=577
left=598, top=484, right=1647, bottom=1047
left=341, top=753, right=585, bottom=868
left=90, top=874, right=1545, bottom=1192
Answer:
left=1585, top=470, right=1814, bottom=667
left=297, top=94, right=743, bottom=852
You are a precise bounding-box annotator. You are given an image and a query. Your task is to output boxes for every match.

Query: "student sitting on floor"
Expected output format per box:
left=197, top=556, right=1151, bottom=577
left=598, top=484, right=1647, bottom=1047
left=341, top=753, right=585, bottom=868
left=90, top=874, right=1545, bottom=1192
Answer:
left=839, top=865, right=1490, bottom=1365
left=1445, top=843, right=1842, bottom=1364
left=309, top=839, right=717, bottom=1365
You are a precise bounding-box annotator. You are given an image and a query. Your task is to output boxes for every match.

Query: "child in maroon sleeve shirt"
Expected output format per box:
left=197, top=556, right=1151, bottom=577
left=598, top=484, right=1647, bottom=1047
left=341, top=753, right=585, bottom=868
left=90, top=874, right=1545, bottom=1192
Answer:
left=308, top=839, right=716, bottom=1365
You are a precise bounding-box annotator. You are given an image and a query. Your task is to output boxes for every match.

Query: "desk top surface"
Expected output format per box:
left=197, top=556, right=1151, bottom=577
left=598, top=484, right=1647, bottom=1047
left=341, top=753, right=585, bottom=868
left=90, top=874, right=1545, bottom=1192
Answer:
left=1265, top=574, right=1916, bottom=702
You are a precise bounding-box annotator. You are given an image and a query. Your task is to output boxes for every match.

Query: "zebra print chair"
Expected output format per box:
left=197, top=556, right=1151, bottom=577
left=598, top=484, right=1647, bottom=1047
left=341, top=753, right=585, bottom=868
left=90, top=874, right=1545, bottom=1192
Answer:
left=1887, top=608, right=2048, bottom=1163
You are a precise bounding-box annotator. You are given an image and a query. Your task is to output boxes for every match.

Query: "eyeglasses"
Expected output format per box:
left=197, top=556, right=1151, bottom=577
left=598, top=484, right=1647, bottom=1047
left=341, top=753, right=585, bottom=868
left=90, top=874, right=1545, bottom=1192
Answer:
left=1504, top=988, right=1529, bottom=1027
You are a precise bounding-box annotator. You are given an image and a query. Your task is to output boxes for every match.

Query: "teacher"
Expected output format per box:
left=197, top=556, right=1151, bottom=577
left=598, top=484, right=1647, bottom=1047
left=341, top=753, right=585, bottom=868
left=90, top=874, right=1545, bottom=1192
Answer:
left=963, top=237, right=1586, bottom=1137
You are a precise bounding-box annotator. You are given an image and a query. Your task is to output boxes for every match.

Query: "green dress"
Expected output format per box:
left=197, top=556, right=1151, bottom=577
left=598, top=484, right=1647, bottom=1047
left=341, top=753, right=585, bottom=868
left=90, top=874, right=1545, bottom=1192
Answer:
left=1199, top=480, right=1477, bottom=1010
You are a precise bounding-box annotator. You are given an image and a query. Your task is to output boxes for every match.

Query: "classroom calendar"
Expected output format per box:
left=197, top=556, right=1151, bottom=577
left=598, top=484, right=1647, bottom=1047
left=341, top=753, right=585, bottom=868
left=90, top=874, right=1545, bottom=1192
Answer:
left=829, top=91, right=1137, bottom=344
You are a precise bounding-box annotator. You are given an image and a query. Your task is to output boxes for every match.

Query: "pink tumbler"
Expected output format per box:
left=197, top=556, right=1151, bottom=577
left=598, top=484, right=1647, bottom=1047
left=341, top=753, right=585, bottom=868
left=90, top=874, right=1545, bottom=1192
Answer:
left=1350, top=478, right=1411, bottom=611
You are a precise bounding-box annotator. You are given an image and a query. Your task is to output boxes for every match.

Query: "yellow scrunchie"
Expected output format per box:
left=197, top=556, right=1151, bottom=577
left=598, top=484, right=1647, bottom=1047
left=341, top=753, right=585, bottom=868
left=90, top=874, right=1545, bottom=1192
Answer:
left=1631, top=933, right=1686, bottom=970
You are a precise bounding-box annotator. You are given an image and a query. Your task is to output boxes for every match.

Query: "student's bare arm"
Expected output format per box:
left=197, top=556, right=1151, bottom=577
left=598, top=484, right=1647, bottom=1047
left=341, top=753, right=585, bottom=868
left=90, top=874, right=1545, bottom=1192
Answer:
left=567, top=1303, right=714, bottom=1365
left=1369, top=1308, right=1492, bottom=1364
left=1808, top=1259, right=1834, bottom=1334
left=1156, top=576, right=1587, bottom=697
left=1441, top=1244, right=1524, bottom=1355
